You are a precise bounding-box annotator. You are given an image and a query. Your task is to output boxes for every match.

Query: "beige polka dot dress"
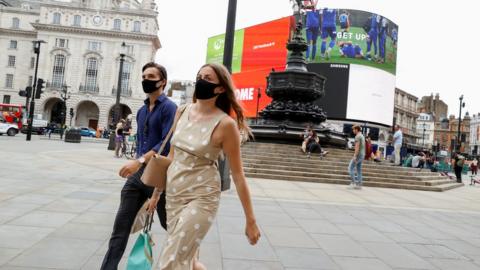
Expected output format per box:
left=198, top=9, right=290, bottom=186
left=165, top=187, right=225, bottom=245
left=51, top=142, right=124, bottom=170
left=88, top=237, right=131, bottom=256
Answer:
left=157, top=104, right=226, bottom=270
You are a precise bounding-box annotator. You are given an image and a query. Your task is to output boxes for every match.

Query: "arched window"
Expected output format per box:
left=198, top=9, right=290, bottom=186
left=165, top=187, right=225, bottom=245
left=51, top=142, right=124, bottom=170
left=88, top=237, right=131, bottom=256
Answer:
left=133, top=21, right=141, bottom=32
left=53, top=12, right=61, bottom=24
left=121, top=62, right=132, bottom=95
left=113, top=19, right=121, bottom=30
left=52, top=55, right=66, bottom=88
left=85, top=58, right=99, bottom=92
left=73, top=15, right=81, bottom=26
left=12, top=17, right=20, bottom=28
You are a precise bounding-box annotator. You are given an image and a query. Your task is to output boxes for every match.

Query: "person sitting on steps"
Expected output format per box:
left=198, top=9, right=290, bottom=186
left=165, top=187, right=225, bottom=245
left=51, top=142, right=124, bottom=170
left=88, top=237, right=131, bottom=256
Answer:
left=305, top=130, right=328, bottom=158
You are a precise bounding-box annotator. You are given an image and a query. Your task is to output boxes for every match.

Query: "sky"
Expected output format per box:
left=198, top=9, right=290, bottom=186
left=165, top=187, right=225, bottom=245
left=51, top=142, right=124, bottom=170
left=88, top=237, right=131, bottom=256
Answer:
left=155, top=0, right=479, bottom=117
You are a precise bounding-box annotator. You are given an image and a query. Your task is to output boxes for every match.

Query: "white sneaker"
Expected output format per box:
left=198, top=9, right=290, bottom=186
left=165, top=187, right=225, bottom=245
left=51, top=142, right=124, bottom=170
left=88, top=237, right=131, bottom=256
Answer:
left=348, top=182, right=355, bottom=189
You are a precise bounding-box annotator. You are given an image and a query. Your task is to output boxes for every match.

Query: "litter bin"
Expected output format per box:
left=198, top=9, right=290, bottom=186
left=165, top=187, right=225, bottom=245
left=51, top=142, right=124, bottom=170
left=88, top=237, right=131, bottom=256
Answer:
left=108, top=131, right=116, bottom=150
left=64, top=128, right=81, bottom=143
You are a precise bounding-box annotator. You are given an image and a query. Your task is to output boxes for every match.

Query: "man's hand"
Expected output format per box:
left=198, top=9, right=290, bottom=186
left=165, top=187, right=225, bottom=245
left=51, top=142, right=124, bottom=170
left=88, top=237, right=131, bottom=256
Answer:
left=119, top=160, right=142, bottom=178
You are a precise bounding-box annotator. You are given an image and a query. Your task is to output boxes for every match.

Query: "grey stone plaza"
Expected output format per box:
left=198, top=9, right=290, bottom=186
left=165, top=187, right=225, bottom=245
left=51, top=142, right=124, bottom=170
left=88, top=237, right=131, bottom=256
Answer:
left=0, top=135, right=480, bottom=270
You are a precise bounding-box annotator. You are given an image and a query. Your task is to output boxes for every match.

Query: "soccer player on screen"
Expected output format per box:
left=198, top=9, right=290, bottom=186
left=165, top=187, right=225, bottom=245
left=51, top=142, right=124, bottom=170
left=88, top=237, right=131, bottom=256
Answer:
left=391, top=27, right=398, bottom=48
left=338, top=42, right=364, bottom=59
left=365, top=14, right=380, bottom=60
left=320, top=8, right=337, bottom=60
left=378, top=16, right=388, bottom=63
left=339, top=11, right=350, bottom=33
left=305, top=5, right=321, bottom=61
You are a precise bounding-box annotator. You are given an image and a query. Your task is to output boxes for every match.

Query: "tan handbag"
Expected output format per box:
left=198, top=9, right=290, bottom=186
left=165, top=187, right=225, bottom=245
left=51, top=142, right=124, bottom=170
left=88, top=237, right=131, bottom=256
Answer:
left=141, top=105, right=187, bottom=190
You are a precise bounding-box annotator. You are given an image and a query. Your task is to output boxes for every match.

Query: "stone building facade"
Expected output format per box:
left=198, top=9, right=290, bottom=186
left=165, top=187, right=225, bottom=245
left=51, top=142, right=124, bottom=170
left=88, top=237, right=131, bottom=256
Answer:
left=393, top=88, right=419, bottom=145
left=0, top=0, right=159, bottom=130
left=416, top=113, right=435, bottom=149
left=433, top=113, right=470, bottom=153
left=417, top=93, right=448, bottom=120
left=469, top=113, right=480, bottom=155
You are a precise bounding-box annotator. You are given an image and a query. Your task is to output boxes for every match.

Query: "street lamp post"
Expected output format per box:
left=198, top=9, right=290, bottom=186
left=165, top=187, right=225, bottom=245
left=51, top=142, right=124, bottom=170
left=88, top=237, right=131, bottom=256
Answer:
left=422, top=123, right=426, bottom=147
left=456, top=94, right=465, bottom=153
left=108, top=42, right=127, bottom=150
left=218, top=0, right=238, bottom=191
left=255, top=88, right=261, bottom=124
left=114, top=42, right=126, bottom=125
left=60, top=85, right=71, bottom=126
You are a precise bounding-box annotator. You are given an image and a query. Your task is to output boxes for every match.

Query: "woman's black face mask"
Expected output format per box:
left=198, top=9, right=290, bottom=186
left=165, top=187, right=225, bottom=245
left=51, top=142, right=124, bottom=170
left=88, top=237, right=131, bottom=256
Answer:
left=194, top=79, right=221, bottom=100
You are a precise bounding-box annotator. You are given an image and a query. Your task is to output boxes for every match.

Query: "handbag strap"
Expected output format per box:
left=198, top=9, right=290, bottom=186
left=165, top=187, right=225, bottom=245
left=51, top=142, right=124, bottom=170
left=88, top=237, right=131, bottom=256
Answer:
left=156, top=104, right=188, bottom=156
left=144, top=213, right=153, bottom=232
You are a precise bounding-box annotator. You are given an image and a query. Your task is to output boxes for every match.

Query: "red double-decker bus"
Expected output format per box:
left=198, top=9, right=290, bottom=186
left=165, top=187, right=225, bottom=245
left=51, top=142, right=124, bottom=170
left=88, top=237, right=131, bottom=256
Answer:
left=0, top=104, right=24, bottom=129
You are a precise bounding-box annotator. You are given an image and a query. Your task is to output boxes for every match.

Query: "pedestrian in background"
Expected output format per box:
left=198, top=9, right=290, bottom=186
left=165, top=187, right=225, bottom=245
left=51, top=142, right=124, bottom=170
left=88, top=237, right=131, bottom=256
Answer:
left=114, top=120, right=124, bottom=158
left=393, top=124, right=403, bottom=165
left=349, top=125, right=365, bottom=189
left=470, top=158, right=478, bottom=176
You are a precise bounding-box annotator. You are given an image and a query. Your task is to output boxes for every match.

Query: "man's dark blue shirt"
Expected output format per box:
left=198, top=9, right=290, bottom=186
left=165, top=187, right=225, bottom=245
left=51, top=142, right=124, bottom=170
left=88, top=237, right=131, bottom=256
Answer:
left=136, top=94, right=177, bottom=158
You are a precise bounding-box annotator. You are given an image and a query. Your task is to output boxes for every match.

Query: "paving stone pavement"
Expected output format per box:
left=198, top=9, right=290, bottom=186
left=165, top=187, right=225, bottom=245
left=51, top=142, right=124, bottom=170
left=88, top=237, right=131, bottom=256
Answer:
left=1, top=135, right=480, bottom=270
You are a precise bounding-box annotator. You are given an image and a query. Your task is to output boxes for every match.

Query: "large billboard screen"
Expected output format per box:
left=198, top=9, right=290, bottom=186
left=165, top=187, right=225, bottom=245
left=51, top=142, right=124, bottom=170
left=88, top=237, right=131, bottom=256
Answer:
left=206, top=8, right=398, bottom=126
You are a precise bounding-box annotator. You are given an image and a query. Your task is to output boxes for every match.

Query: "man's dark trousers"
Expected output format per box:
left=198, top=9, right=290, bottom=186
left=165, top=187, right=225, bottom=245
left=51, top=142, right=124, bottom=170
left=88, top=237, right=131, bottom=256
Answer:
left=100, top=166, right=166, bottom=270
left=454, top=166, right=463, bottom=183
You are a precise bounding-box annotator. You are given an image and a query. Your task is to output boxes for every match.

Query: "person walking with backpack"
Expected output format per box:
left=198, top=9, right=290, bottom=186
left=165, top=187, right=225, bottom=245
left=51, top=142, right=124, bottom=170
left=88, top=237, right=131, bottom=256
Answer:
left=453, top=152, right=465, bottom=183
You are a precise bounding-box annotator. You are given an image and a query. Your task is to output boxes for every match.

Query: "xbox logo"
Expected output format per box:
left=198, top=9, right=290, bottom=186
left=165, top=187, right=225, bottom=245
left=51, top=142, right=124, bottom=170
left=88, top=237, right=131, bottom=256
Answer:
left=213, top=39, right=224, bottom=50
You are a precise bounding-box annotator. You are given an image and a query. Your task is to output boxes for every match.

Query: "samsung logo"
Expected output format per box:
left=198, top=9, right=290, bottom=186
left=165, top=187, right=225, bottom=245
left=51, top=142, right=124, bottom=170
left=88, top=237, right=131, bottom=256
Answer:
left=330, top=64, right=348, bottom=69
left=253, top=42, right=275, bottom=50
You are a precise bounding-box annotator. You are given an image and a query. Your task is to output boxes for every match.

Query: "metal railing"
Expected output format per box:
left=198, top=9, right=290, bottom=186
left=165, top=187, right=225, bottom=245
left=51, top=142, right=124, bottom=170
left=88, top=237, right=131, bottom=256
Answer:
left=46, top=81, right=67, bottom=90
left=112, top=87, right=132, bottom=97
left=79, top=84, right=99, bottom=94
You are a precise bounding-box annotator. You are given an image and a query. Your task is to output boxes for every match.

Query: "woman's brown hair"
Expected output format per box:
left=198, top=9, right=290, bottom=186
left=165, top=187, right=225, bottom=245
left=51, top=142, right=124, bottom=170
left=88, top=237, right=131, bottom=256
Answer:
left=194, top=63, right=251, bottom=140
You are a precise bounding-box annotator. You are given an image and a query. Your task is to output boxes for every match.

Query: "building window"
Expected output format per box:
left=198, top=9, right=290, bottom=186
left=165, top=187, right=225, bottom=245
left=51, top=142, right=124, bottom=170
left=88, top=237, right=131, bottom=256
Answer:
left=88, top=41, right=102, bottom=51
left=3, top=95, right=11, bottom=104
left=55, top=38, right=69, bottom=48
left=53, top=12, right=61, bottom=24
left=73, top=15, right=81, bottom=26
left=30, top=57, right=35, bottom=69
left=9, top=40, right=17, bottom=49
left=133, top=21, right=141, bottom=32
left=85, top=58, right=99, bottom=91
left=5, top=74, right=14, bottom=88
left=121, top=61, right=132, bottom=93
left=52, top=55, right=66, bottom=88
left=7, top=56, right=16, bottom=67
left=28, top=76, right=33, bottom=87
left=12, top=17, right=19, bottom=28
left=113, top=19, right=121, bottom=30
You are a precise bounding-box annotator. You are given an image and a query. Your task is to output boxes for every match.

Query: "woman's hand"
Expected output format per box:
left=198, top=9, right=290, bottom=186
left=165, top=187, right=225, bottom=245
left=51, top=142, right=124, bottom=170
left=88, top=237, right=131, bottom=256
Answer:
left=245, top=220, right=261, bottom=245
left=146, top=196, right=160, bottom=215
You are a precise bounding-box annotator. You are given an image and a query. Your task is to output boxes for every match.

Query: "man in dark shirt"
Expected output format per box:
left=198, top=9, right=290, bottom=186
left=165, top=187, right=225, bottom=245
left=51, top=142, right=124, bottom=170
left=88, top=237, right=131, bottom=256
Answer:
left=101, top=62, right=177, bottom=270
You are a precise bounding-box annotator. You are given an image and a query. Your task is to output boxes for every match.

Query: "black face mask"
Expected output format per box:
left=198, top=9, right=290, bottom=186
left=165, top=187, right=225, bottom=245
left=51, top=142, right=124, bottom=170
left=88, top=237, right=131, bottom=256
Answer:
left=195, top=79, right=221, bottom=100
left=142, top=79, right=162, bottom=94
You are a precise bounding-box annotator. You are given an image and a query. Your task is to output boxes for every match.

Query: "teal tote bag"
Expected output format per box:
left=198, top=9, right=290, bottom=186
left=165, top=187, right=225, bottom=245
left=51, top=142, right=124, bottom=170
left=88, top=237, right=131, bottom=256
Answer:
left=126, top=214, right=154, bottom=270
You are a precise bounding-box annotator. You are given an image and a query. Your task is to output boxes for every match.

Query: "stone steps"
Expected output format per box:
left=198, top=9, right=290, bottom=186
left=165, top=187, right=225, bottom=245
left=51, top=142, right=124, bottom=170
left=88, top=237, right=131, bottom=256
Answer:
left=243, top=162, right=443, bottom=181
left=241, top=156, right=433, bottom=175
left=246, top=172, right=463, bottom=192
left=241, top=142, right=463, bottom=192
left=244, top=167, right=453, bottom=186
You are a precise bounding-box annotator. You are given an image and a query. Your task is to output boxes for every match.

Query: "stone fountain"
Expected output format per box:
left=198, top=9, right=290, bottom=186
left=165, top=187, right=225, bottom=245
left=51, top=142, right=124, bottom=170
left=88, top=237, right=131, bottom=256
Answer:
left=251, top=0, right=347, bottom=147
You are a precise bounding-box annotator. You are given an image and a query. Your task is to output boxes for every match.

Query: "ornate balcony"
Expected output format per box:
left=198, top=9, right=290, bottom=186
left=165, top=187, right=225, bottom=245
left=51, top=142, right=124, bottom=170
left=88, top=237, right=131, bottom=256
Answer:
left=79, top=84, right=99, bottom=94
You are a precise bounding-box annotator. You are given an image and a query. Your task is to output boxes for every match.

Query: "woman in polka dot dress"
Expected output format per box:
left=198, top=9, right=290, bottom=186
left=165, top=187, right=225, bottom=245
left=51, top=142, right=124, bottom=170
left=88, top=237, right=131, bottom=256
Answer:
left=147, top=63, right=261, bottom=270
